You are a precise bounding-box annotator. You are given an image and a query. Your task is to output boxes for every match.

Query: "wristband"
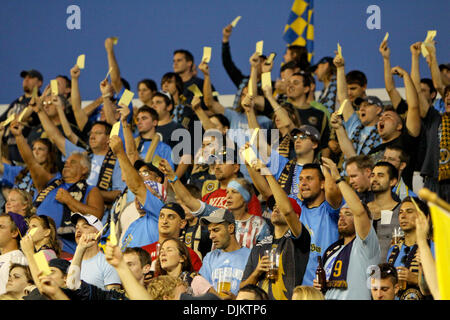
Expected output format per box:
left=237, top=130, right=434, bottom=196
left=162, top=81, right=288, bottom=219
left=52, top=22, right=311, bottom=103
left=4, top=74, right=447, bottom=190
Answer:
left=335, top=177, right=346, bottom=184
left=168, top=175, right=178, bottom=183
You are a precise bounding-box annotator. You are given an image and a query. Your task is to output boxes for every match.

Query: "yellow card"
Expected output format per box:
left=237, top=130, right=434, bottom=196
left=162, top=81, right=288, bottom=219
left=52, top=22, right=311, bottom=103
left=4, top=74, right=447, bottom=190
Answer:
left=256, top=41, right=264, bottom=55
left=230, top=16, right=241, bottom=28
left=31, top=86, right=38, bottom=99
left=248, top=78, right=254, bottom=96
left=383, top=32, right=389, bottom=42
left=265, top=52, right=276, bottom=65
left=152, top=155, right=163, bottom=168
left=337, top=43, right=342, bottom=57
left=95, top=222, right=108, bottom=240
left=110, top=121, right=121, bottom=137
left=261, top=72, right=272, bottom=90
left=188, top=84, right=203, bottom=97
left=112, top=37, right=118, bottom=45
left=336, top=99, right=348, bottom=116
left=28, top=228, right=38, bottom=237
left=76, top=54, right=85, bottom=69
left=422, top=30, right=437, bottom=57
left=2, top=114, right=16, bottom=127
left=118, top=89, right=134, bottom=107
left=34, top=251, right=52, bottom=276
left=202, top=46, right=212, bottom=63
left=243, top=147, right=257, bottom=167
left=104, top=67, right=113, bottom=80
left=250, top=127, right=259, bottom=145
left=51, top=79, right=59, bottom=96
left=109, top=215, right=117, bottom=246
left=18, top=106, right=30, bottom=122
left=212, top=91, right=219, bottom=97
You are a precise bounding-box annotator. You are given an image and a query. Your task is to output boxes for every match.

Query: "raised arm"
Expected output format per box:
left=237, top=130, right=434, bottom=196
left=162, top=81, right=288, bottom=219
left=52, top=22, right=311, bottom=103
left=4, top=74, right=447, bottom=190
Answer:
left=100, top=79, right=118, bottom=125
left=426, top=41, right=445, bottom=97
left=333, top=53, right=354, bottom=122
left=190, top=95, right=216, bottom=131
left=198, top=62, right=225, bottom=114
left=391, top=66, right=421, bottom=137
left=70, top=64, right=89, bottom=130
left=321, top=158, right=343, bottom=210
left=55, top=95, right=80, bottom=145
left=10, top=120, right=53, bottom=191
left=379, top=39, right=403, bottom=109
left=240, top=144, right=272, bottom=200
left=262, top=83, right=295, bottom=136
left=221, top=24, right=246, bottom=88
left=118, top=105, right=139, bottom=163
left=410, top=42, right=431, bottom=118
left=33, top=96, right=67, bottom=156
left=109, top=135, right=146, bottom=204
left=322, top=157, right=371, bottom=239
left=105, top=37, right=123, bottom=94
left=158, top=158, right=202, bottom=212
left=330, top=112, right=357, bottom=159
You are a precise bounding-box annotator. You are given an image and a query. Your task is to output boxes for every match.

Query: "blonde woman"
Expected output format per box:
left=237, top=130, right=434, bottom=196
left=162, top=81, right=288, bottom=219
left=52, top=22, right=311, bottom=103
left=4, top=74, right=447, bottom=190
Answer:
left=5, top=188, right=35, bottom=218
left=292, top=285, right=325, bottom=300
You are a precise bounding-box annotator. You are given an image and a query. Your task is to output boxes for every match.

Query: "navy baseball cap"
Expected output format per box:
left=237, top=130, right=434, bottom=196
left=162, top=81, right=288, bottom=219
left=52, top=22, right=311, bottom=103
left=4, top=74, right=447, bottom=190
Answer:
left=354, top=96, right=383, bottom=108
left=310, top=56, right=333, bottom=72
left=291, top=125, right=321, bottom=143
left=20, top=69, right=43, bottom=82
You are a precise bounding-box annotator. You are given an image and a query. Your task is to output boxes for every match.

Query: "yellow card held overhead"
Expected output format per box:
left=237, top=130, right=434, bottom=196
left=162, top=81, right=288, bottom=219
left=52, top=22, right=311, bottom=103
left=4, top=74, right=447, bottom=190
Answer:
left=110, top=121, right=121, bottom=138
left=118, top=89, right=134, bottom=107
left=112, top=37, right=118, bottom=45
left=422, top=30, right=437, bottom=57
left=383, top=32, right=389, bottom=42
left=18, top=106, right=30, bottom=122
left=76, top=54, right=85, bottom=69
left=51, top=79, right=59, bottom=96
left=31, top=86, right=38, bottom=99
left=261, top=72, right=272, bottom=90
left=265, top=52, right=276, bottom=65
left=250, top=127, right=259, bottom=145
left=109, top=215, right=117, bottom=246
left=230, top=15, right=241, bottom=28
left=337, top=43, right=342, bottom=57
left=34, top=251, right=52, bottom=276
left=188, top=84, right=203, bottom=97
left=202, top=46, right=212, bottom=63
left=336, top=99, right=348, bottom=116
left=243, top=146, right=258, bottom=167
left=256, top=40, right=264, bottom=55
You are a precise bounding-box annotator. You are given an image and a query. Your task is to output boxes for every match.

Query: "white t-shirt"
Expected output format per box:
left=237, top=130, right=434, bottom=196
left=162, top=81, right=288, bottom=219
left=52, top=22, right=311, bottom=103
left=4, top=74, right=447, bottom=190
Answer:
left=0, top=250, right=28, bottom=294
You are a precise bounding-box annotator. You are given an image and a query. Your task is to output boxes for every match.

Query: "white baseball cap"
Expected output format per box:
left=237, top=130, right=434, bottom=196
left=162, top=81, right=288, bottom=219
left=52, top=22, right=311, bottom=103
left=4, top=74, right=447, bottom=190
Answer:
left=70, top=213, right=103, bottom=232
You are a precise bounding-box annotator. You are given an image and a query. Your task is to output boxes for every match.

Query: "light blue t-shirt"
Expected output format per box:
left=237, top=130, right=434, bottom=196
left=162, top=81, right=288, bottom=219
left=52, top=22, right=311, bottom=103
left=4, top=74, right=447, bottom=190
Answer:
left=324, top=227, right=381, bottom=300
left=64, top=139, right=126, bottom=191
left=80, top=251, right=121, bottom=290
left=300, top=200, right=341, bottom=285
left=120, top=188, right=163, bottom=248
left=199, top=247, right=251, bottom=295
left=386, top=241, right=435, bottom=267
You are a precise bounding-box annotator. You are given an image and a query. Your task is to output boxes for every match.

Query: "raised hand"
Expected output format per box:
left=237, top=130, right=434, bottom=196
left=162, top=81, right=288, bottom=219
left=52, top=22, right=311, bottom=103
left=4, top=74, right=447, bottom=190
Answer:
left=70, top=64, right=81, bottom=80
left=158, top=158, right=176, bottom=181
left=109, top=135, right=125, bottom=154
left=222, top=24, right=232, bottom=43
left=379, top=39, right=390, bottom=59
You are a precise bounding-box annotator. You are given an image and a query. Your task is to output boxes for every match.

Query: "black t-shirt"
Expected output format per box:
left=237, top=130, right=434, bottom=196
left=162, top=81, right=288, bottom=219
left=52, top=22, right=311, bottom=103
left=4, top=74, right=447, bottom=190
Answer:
left=181, top=220, right=212, bottom=260
left=242, top=225, right=310, bottom=300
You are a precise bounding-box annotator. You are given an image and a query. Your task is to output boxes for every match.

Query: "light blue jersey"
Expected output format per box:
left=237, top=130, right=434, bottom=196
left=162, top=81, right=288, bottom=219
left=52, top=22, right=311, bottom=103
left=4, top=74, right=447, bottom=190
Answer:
left=199, top=247, right=251, bottom=296
left=300, top=200, right=341, bottom=285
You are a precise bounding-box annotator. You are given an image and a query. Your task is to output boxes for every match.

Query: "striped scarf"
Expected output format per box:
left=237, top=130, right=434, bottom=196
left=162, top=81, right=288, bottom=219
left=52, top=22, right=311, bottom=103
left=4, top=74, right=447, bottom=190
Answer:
left=439, top=113, right=450, bottom=181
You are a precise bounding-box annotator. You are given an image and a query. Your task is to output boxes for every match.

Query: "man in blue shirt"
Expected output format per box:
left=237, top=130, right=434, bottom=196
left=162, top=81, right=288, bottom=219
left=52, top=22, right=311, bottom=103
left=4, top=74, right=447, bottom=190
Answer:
left=199, top=208, right=251, bottom=299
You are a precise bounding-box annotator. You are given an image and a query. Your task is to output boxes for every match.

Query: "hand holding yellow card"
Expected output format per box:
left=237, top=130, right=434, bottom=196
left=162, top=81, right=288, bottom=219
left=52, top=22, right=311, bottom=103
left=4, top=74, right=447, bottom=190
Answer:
left=51, top=79, right=59, bottom=96
left=18, top=107, right=30, bottom=123
left=230, top=16, right=241, bottom=28
left=118, top=89, right=134, bottom=107
left=77, top=54, right=85, bottom=69
left=265, top=53, right=276, bottom=65
left=188, top=84, right=203, bottom=97
left=256, top=41, right=264, bottom=56
left=2, top=114, right=16, bottom=127
left=112, top=37, right=118, bottom=45
left=34, top=251, right=52, bottom=276
left=202, top=47, right=212, bottom=63
left=421, top=30, right=437, bottom=57
left=242, top=146, right=257, bottom=167
left=110, top=121, right=121, bottom=138
left=383, top=32, right=389, bottom=42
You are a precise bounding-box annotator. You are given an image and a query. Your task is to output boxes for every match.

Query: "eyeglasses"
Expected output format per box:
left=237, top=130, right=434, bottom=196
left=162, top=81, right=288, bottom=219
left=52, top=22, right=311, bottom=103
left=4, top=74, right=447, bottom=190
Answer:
left=292, top=134, right=310, bottom=141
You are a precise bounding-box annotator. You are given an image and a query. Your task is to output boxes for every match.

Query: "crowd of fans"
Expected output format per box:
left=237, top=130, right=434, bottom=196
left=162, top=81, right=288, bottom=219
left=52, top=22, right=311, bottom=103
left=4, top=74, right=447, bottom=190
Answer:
left=0, top=21, right=448, bottom=301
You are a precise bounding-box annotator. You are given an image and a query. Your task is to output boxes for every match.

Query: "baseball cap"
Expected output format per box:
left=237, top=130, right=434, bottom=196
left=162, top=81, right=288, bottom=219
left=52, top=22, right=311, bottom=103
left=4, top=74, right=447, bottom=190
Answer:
left=20, top=69, right=43, bottom=82
left=200, top=208, right=235, bottom=226
left=70, top=213, right=103, bottom=232
left=266, top=195, right=302, bottom=217
left=354, top=96, right=383, bottom=108
left=49, top=258, right=71, bottom=275
left=134, top=159, right=165, bottom=182
left=291, top=125, right=321, bottom=142
left=6, top=212, right=28, bottom=239
left=309, top=56, right=333, bottom=72
left=160, top=202, right=185, bottom=220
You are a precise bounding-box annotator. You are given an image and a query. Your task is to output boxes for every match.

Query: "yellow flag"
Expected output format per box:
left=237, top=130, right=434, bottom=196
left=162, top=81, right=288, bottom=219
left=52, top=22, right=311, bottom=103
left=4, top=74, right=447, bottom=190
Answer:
left=429, top=203, right=450, bottom=299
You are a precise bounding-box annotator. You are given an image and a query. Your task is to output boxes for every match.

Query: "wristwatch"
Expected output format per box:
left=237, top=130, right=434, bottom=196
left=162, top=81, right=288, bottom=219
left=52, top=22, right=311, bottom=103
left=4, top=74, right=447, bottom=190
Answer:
left=168, top=175, right=178, bottom=183
left=335, top=177, right=346, bottom=184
